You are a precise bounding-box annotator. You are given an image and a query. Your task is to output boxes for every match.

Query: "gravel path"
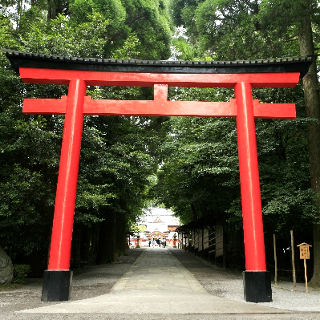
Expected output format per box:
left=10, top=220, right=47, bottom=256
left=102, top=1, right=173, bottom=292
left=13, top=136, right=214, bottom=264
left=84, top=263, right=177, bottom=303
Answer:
left=0, top=248, right=320, bottom=320
left=0, top=249, right=143, bottom=317
left=171, top=249, right=320, bottom=313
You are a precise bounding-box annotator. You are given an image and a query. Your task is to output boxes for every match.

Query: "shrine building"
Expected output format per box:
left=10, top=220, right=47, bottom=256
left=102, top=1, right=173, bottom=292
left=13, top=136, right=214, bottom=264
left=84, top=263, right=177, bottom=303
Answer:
left=136, top=207, right=180, bottom=246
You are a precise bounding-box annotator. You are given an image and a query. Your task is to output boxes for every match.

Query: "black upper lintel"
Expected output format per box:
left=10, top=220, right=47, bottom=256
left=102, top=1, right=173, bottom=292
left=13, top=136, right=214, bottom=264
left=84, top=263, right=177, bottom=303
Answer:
left=2, top=49, right=316, bottom=78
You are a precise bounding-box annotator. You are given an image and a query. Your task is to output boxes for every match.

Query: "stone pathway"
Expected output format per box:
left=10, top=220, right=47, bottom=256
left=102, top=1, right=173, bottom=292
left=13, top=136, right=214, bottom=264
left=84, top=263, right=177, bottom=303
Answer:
left=18, top=248, right=286, bottom=315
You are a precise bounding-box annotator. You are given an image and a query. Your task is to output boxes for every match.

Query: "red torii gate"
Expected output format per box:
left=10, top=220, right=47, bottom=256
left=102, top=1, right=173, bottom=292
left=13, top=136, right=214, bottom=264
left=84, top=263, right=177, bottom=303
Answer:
left=4, top=50, right=314, bottom=303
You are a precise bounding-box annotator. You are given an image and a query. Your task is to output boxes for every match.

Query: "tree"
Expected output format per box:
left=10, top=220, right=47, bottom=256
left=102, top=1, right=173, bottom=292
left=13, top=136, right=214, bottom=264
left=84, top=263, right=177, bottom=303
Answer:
left=153, top=84, right=313, bottom=270
left=169, top=0, right=320, bottom=284
left=0, top=1, right=167, bottom=269
left=155, top=116, right=239, bottom=223
left=68, top=0, right=128, bottom=57
left=0, top=15, right=61, bottom=270
left=122, top=0, right=172, bottom=59
left=153, top=87, right=239, bottom=224
left=258, top=0, right=320, bottom=287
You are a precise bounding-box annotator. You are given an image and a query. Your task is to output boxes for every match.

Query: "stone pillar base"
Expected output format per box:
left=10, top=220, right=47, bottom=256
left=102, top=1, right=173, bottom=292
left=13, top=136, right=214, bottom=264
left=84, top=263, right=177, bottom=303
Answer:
left=42, top=270, right=73, bottom=301
left=243, top=271, right=272, bottom=302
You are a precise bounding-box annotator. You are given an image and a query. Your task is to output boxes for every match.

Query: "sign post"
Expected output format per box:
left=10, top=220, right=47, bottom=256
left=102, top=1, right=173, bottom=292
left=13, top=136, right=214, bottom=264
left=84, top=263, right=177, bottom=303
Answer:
left=273, top=234, right=278, bottom=286
left=297, top=242, right=312, bottom=294
left=290, top=230, right=296, bottom=291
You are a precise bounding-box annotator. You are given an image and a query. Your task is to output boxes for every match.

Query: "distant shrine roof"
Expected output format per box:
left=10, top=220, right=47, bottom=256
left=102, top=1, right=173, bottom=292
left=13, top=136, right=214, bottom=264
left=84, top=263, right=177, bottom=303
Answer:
left=2, top=49, right=316, bottom=78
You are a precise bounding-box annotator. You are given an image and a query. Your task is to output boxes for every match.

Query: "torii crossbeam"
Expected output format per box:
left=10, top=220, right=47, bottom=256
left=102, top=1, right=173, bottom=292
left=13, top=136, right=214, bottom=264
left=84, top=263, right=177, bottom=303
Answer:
left=4, top=50, right=315, bottom=303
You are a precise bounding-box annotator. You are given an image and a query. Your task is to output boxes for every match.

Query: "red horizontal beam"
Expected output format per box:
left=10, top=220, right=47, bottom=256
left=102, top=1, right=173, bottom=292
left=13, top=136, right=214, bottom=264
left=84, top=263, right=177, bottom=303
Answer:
left=19, top=67, right=300, bottom=88
left=23, top=96, right=68, bottom=114
left=83, top=98, right=236, bottom=117
left=252, top=100, right=296, bottom=119
left=23, top=97, right=236, bottom=116
left=23, top=97, right=295, bottom=118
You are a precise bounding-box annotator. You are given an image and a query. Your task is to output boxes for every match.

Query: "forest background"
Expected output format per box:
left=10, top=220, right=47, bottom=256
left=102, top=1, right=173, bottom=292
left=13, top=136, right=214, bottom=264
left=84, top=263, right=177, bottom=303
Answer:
left=1, top=0, right=320, bottom=285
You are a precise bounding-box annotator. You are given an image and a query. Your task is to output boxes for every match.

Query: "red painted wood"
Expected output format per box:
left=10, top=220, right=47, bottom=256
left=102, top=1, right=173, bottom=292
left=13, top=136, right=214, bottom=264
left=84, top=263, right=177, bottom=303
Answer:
left=252, top=100, right=296, bottom=119
left=48, top=79, right=86, bottom=270
left=235, top=82, right=266, bottom=271
left=23, top=97, right=296, bottom=118
left=19, top=67, right=300, bottom=88
left=23, top=87, right=295, bottom=119
left=24, top=96, right=68, bottom=114
left=83, top=97, right=237, bottom=117
left=23, top=97, right=236, bottom=116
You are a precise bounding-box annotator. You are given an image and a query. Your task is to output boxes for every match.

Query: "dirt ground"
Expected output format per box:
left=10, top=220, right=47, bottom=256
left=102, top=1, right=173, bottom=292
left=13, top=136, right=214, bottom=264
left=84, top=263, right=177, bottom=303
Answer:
left=0, top=249, right=142, bottom=314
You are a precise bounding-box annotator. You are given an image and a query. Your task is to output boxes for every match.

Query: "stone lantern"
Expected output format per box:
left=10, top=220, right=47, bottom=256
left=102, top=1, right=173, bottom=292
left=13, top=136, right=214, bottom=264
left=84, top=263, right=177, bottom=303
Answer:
left=173, top=233, right=177, bottom=248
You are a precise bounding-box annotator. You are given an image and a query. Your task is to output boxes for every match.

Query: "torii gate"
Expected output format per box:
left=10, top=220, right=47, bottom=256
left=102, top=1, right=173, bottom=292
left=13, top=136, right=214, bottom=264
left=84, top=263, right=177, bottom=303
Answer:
left=4, top=50, right=314, bottom=303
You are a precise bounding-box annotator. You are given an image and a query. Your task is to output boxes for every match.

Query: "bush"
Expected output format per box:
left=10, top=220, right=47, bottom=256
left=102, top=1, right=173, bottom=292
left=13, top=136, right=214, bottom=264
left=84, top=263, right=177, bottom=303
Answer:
left=13, top=264, right=31, bottom=284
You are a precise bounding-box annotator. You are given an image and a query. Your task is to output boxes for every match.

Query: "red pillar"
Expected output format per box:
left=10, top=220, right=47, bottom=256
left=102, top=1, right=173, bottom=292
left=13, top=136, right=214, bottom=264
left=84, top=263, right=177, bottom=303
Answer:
left=235, top=81, right=266, bottom=271
left=48, top=78, right=86, bottom=270
left=235, top=81, right=271, bottom=302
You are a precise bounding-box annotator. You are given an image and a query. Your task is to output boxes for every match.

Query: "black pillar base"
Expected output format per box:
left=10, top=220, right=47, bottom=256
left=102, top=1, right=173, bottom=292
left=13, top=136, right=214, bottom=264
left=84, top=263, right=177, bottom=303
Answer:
left=243, top=271, right=272, bottom=302
left=41, top=270, right=73, bottom=301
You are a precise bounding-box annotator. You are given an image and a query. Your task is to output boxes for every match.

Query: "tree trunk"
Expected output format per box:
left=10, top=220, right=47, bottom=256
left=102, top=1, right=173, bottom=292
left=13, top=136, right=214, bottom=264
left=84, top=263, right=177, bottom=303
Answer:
left=116, top=210, right=127, bottom=257
left=80, top=228, right=90, bottom=264
left=71, top=226, right=81, bottom=268
left=96, top=210, right=117, bottom=264
left=299, top=12, right=320, bottom=286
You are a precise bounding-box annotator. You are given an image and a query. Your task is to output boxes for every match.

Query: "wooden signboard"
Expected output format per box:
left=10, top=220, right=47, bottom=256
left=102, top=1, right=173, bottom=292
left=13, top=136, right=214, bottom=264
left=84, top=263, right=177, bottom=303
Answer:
left=297, top=242, right=312, bottom=293
left=299, top=245, right=311, bottom=259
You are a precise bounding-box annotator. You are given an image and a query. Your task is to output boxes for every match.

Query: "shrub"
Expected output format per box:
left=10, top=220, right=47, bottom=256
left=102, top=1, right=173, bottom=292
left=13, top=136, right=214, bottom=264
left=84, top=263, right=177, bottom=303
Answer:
left=13, top=264, right=31, bottom=284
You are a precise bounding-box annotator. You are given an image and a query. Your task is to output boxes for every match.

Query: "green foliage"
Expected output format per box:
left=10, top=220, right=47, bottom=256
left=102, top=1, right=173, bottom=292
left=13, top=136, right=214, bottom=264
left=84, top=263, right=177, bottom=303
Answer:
left=258, top=0, right=320, bottom=32
left=13, top=264, right=31, bottom=284
left=112, top=33, right=141, bottom=59
left=70, top=0, right=126, bottom=24
left=174, top=0, right=316, bottom=60
left=121, top=0, right=172, bottom=59
left=130, top=223, right=147, bottom=234
left=69, top=0, right=128, bottom=56
left=170, top=0, right=204, bottom=37
left=154, top=83, right=314, bottom=243
left=19, top=12, right=109, bottom=57
left=154, top=115, right=239, bottom=225
left=171, top=35, right=198, bottom=60
left=0, top=0, right=171, bottom=264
